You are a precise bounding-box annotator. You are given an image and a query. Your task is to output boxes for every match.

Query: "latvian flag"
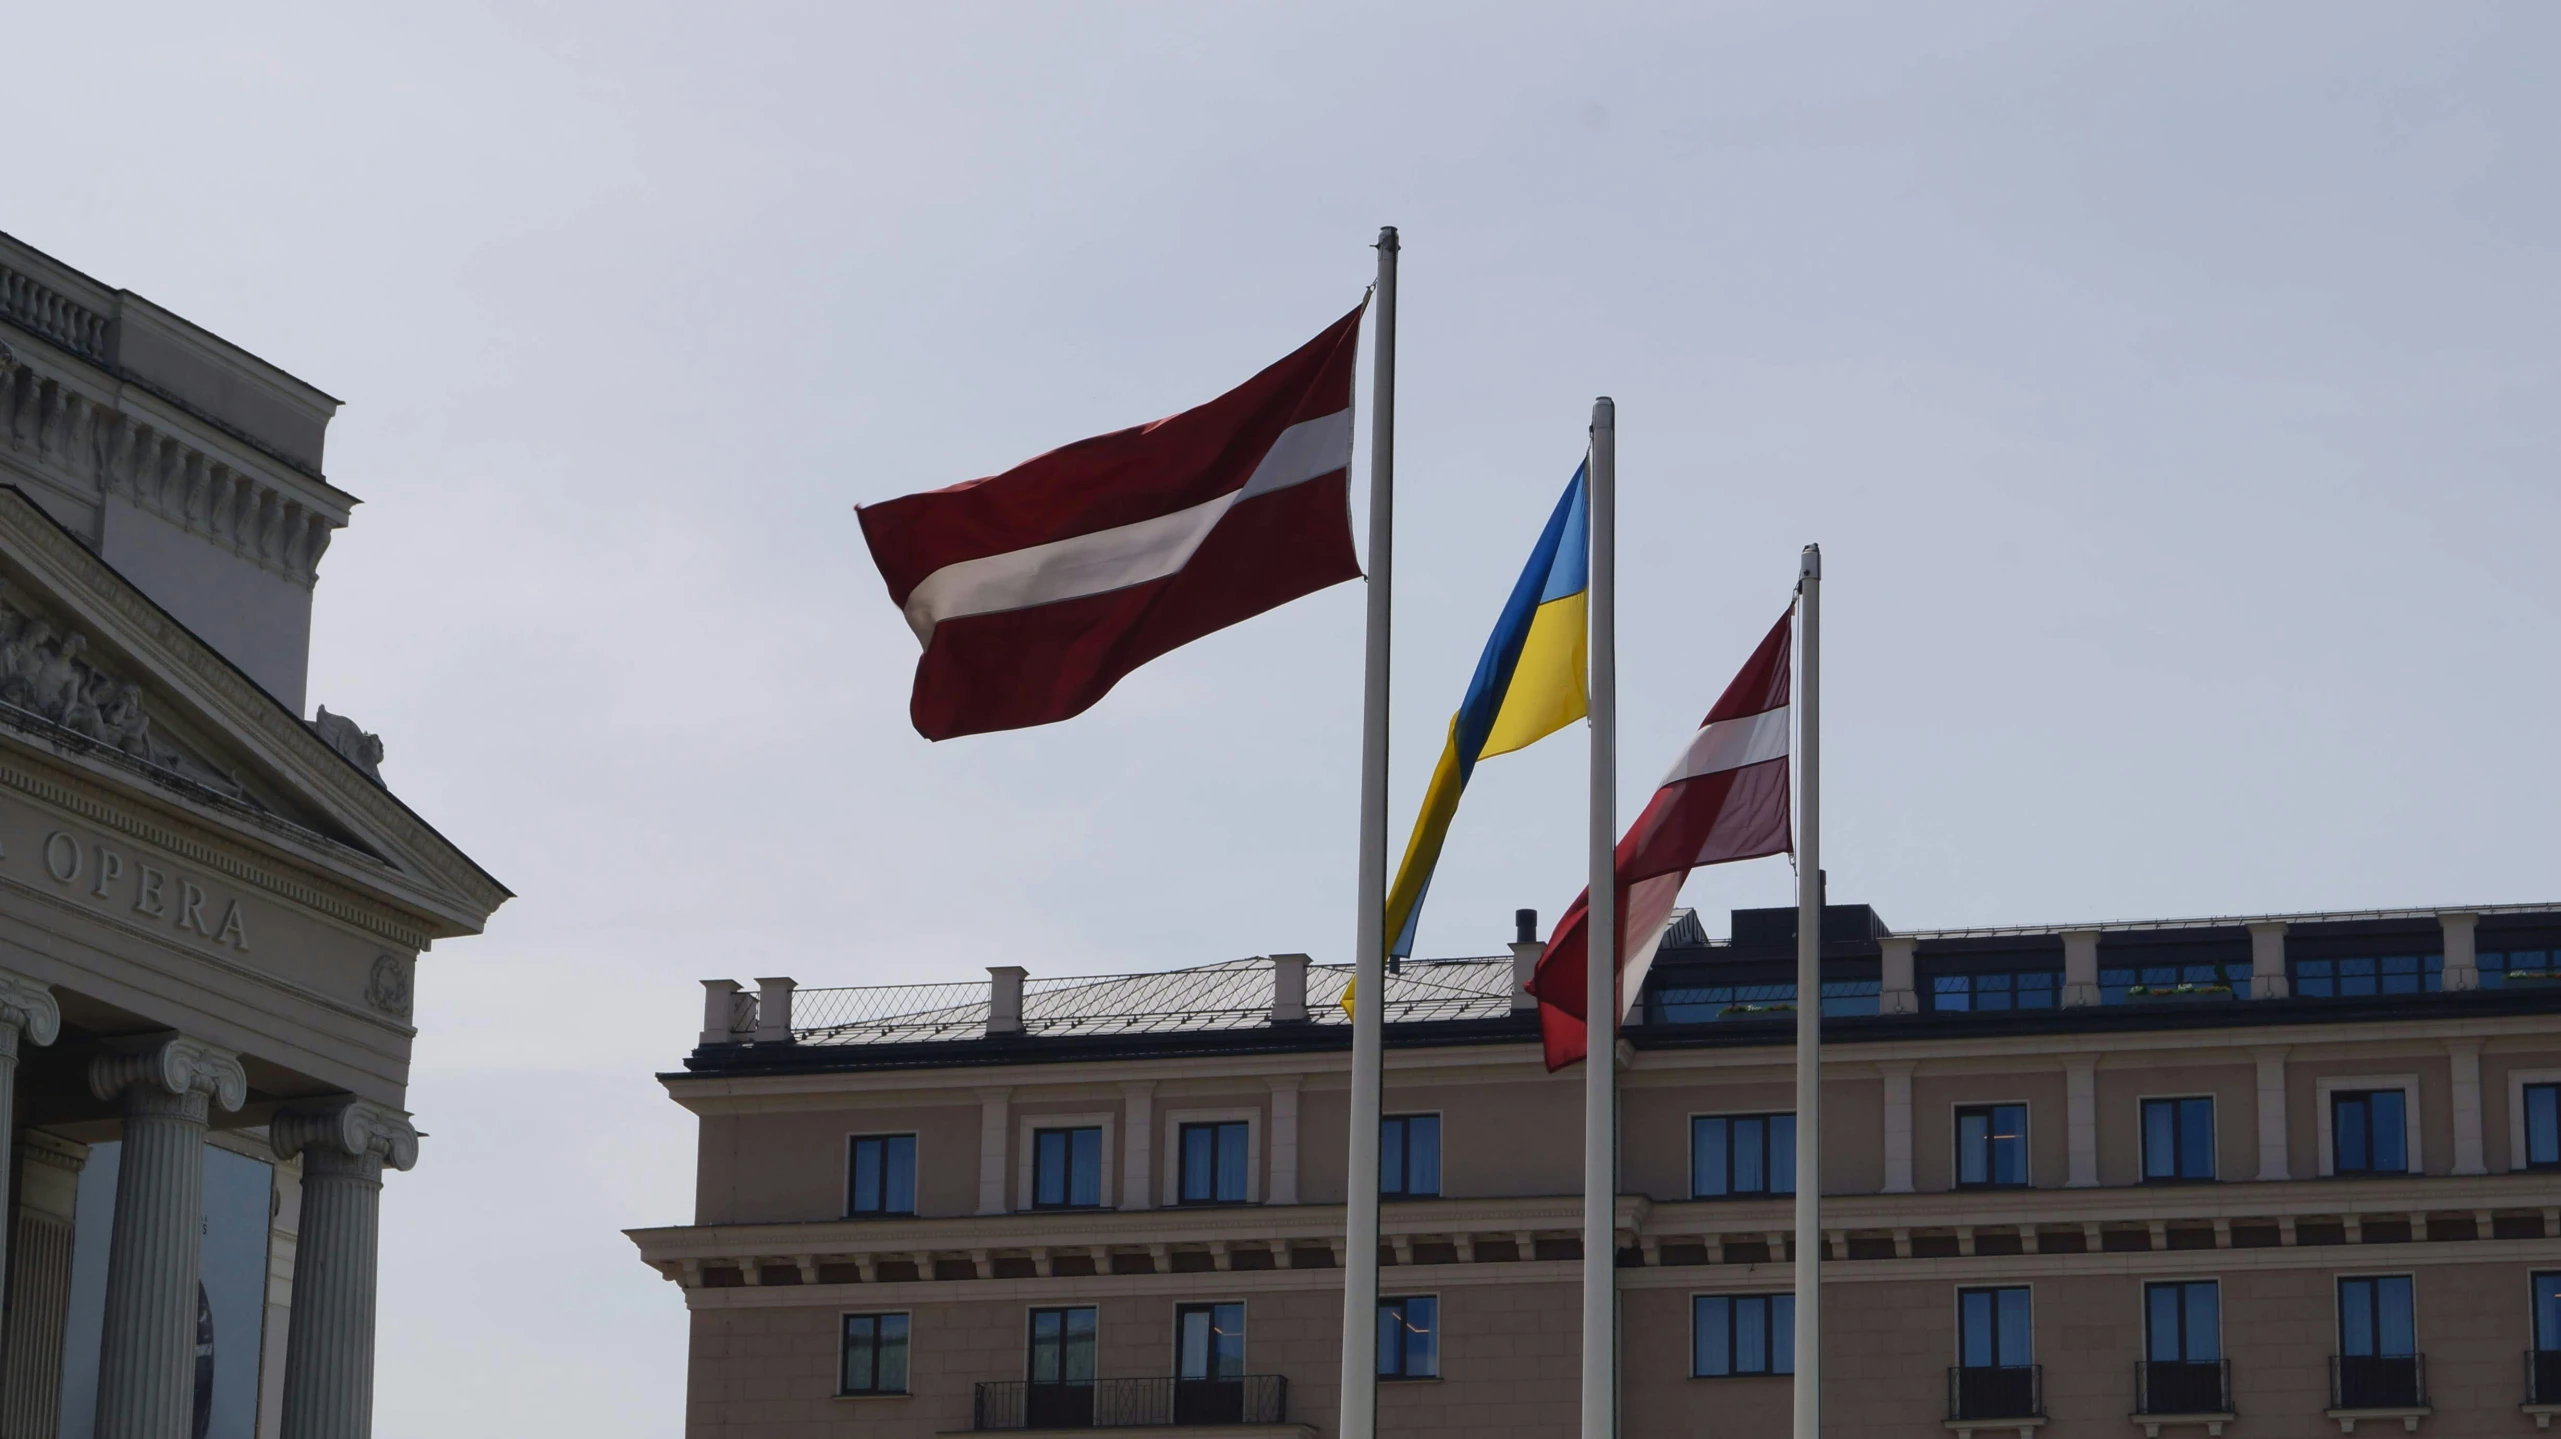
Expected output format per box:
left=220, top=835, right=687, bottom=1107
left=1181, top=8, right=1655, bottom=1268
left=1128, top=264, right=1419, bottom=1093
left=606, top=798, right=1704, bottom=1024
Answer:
left=859, top=305, right=1367, bottom=740
left=1528, top=608, right=1794, bottom=1069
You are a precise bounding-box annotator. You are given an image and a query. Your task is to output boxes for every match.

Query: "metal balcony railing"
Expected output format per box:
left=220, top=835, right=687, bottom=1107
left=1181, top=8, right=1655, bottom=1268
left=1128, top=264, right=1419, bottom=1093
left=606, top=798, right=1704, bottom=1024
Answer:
left=2330, top=1354, right=2426, bottom=1409
left=1947, top=1364, right=2042, bottom=1421
left=2528, top=1350, right=2561, bottom=1405
left=2136, top=1358, right=2231, bottom=1414
left=972, top=1376, right=1288, bottom=1430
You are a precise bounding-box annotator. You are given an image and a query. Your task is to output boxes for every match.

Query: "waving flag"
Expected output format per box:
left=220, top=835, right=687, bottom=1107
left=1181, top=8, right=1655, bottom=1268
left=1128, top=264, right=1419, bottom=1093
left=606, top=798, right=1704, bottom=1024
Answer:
left=859, top=305, right=1367, bottom=740
left=1384, top=467, right=1590, bottom=957
left=1529, top=607, right=1794, bottom=1069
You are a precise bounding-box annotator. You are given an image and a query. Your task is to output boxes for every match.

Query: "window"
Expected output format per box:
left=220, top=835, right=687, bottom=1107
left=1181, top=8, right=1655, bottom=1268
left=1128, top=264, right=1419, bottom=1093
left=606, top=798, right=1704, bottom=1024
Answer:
left=1692, top=1114, right=1797, bottom=1198
left=840, top=1313, right=911, bottom=1395
left=1178, top=1122, right=1250, bottom=1205
left=1381, top=1115, right=1440, bottom=1199
left=1930, top=970, right=2058, bottom=1013
left=1033, top=1127, right=1104, bottom=1209
left=2338, top=1276, right=2414, bottom=1357
left=2331, top=1090, right=2408, bottom=1176
left=1377, top=1296, right=1438, bottom=1379
left=1655, top=979, right=1882, bottom=1020
left=2526, top=1084, right=2561, bottom=1170
left=2482, top=949, right=2559, bottom=987
left=2535, top=1273, right=2561, bottom=1352
left=2142, top=1098, right=2215, bottom=1183
left=1176, top=1303, right=1245, bottom=1379
left=1693, top=1294, right=1794, bottom=1376
left=2145, top=1282, right=2220, bottom=1363
left=2294, top=954, right=2440, bottom=997
left=848, top=1134, right=917, bottom=1217
left=1956, top=1104, right=2029, bottom=1188
left=2102, top=959, right=2249, bottom=1004
left=1029, top=1306, right=1098, bottom=1382
left=1958, top=1287, right=2033, bottom=1367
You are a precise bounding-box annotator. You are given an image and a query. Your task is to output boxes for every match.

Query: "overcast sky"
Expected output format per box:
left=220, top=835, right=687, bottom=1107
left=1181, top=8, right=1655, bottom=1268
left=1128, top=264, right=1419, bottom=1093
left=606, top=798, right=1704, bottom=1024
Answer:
left=11, top=3, right=2559, bottom=1430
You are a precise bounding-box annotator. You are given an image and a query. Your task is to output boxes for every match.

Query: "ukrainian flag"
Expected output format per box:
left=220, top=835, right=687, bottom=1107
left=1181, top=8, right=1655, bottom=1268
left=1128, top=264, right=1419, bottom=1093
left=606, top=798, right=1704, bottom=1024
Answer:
left=1386, top=466, right=1590, bottom=957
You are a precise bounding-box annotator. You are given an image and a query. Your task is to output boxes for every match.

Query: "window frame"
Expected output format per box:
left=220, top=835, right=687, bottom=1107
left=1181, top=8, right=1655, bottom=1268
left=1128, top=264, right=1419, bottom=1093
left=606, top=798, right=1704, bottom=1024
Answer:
left=1174, top=1121, right=1253, bottom=1207
left=2533, top=1272, right=2561, bottom=1354
left=1955, top=1285, right=2035, bottom=1369
left=1159, top=1106, right=1262, bottom=1207
left=2335, top=1274, right=2417, bottom=1359
left=2316, top=1076, right=2420, bottom=1178
left=1377, top=1294, right=1440, bottom=1381
left=1020, top=1119, right=1113, bottom=1212
left=1173, top=1300, right=1248, bottom=1381
left=2141, top=1279, right=2221, bottom=1364
left=1689, top=1112, right=1798, bottom=1199
left=1026, top=1304, right=1101, bottom=1386
left=1925, top=967, right=2062, bottom=1014
left=838, top=1310, right=913, bottom=1397
left=1380, top=1113, right=1443, bottom=1200
left=2290, top=952, right=2442, bottom=998
left=1952, top=1102, right=2032, bottom=1190
left=845, top=1132, right=919, bottom=1218
left=1691, top=1292, right=1796, bottom=1378
left=2138, top=1096, right=2217, bottom=1184
left=2508, top=1069, right=2561, bottom=1173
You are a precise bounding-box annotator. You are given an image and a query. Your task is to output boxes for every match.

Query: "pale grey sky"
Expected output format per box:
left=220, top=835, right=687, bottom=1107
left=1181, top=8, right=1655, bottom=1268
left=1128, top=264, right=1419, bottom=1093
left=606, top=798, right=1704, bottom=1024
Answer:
left=10, top=3, right=2558, bottom=1429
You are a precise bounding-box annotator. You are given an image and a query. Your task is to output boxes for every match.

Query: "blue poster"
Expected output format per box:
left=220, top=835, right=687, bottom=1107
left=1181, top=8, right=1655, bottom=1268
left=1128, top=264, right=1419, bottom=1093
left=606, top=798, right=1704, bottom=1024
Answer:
left=58, top=1141, right=273, bottom=1439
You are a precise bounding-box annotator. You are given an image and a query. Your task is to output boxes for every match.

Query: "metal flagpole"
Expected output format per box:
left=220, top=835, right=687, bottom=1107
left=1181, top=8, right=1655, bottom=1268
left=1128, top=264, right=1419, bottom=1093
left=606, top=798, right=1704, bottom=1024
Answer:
left=1792, top=543, right=1823, bottom=1439
left=1338, top=225, right=1397, bottom=1439
left=1582, top=397, right=1618, bottom=1439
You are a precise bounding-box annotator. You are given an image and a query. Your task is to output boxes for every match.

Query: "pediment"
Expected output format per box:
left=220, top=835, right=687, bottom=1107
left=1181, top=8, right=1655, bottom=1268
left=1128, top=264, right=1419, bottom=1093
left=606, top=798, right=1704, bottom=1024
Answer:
left=0, top=486, right=507, bottom=942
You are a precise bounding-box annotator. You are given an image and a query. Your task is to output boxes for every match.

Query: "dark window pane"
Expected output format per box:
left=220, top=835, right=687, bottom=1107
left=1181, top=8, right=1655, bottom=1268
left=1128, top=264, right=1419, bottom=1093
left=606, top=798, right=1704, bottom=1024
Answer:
left=1772, top=1294, right=1795, bottom=1374
left=1694, top=1297, right=1730, bottom=1376
left=2376, top=1277, right=2414, bottom=1357
left=2534, top=1273, right=2561, bottom=1352
left=2337, top=1097, right=2371, bottom=1173
left=1960, top=1290, right=1994, bottom=1367
left=2143, top=1101, right=2176, bottom=1180
left=1695, top=1118, right=1729, bottom=1197
left=2184, top=1284, right=2219, bottom=1363
left=2146, top=1284, right=2180, bottom=1362
left=1735, top=1295, right=1768, bottom=1373
left=2370, top=1091, right=2407, bottom=1173
left=1734, top=1117, right=1766, bottom=1193
left=1408, top=1117, right=1441, bottom=1196
left=2340, top=1280, right=2374, bottom=1356
left=1182, top=1125, right=1213, bottom=1202
left=1772, top=1115, right=1797, bottom=1195
left=2529, top=1086, right=2561, bottom=1168
left=1996, top=1288, right=2033, bottom=1366
left=1217, top=1123, right=1250, bottom=1202
left=1376, top=1304, right=1401, bottom=1377
left=1381, top=1117, right=1406, bottom=1195
left=886, top=1136, right=916, bottom=1213
left=1070, top=1129, right=1102, bottom=1206
left=2179, top=1099, right=2215, bottom=1179
left=1991, top=1105, right=2027, bottom=1185
left=1035, top=1131, right=1067, bottom=1207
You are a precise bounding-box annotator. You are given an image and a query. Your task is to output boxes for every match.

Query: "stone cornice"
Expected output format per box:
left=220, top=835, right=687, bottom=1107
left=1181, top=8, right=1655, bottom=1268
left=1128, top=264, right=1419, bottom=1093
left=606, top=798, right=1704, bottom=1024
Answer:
left=0, top=489, right=507, bottom=936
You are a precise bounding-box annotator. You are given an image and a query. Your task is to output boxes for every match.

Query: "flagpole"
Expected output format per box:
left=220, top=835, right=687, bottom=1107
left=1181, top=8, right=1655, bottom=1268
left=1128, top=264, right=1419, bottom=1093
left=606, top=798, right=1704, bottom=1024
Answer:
left=1792, top=543, right=1823, bottom=1439
left=1339, top=225, right=1397, bottom=1439
left=1582, top=397, right=1618, bottom=1439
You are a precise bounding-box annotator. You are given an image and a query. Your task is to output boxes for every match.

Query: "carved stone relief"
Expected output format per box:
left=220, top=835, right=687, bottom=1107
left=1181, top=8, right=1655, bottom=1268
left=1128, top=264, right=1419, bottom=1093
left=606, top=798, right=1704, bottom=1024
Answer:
left=365, top=954, right=412, bottom=1019
left=0, top=579, right=259, bottom=805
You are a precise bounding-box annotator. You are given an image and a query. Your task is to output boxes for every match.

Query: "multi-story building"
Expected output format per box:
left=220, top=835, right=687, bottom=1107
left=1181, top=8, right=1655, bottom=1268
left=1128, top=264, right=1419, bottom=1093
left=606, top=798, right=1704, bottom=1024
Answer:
left=636, top=899, right=2561, bottom=1438
left=0, top=231, right=506, bottom=1437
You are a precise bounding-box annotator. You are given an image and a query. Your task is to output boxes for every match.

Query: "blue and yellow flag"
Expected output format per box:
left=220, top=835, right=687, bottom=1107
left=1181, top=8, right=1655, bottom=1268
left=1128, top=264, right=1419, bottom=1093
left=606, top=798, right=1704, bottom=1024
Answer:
left=1386, top=466, right=1590, bottom=957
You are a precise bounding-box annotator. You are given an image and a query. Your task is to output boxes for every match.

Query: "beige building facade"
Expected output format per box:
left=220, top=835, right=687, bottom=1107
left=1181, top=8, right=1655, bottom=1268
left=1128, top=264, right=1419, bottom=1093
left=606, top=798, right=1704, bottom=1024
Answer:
left=637, top=904, right=2561, bottom=1438
left=0, top=232, right=506, bottom=1437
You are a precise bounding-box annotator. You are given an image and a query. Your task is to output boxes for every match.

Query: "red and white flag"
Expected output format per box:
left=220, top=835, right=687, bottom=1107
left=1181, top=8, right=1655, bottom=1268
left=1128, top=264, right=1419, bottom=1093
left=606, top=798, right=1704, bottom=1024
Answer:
left=859, top=305, right=1367, bottom=740
left=1527, top=607, right=1794, bottom=1069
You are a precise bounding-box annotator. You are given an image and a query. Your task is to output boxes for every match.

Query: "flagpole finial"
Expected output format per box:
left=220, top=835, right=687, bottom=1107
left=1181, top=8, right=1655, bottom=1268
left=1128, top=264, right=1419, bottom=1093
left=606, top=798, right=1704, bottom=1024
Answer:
left=1800, top=545, right=1821, bottom=580
left=1376, top=226, right=1399, bottom=252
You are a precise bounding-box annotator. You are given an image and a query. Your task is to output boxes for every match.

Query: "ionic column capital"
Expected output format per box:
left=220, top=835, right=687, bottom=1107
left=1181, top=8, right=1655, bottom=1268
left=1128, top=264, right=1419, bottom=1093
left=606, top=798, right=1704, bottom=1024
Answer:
left=87, top=1034, right=246, bottom=1114
left=0, top=969, right=60, bottom=1050
left=271, top=1097, right=420, bottom=1174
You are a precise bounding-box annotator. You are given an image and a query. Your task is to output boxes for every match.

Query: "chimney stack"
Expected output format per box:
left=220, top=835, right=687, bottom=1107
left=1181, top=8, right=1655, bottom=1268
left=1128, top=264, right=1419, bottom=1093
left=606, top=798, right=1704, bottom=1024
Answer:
left=1270, top=954, right=1311, bottom=1023
left=988, top=966, right=1027, bottom=1035
left=752, top=977, right=796, bottom=1044
left=1509, top=909, right=1541, bottom=1013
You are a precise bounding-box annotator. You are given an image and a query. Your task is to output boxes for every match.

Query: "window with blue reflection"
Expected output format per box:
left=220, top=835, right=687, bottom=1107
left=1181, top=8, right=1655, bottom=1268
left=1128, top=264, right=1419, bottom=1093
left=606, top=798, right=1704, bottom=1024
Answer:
left=1930, top=971, right=2058, bottom=1013
left=1958, top=1287, right=2033, bottom=1368
left=1033, top=1127, right=1104, bottom=1208
left=849, top=1133, right=917, bottom=1217
left=1957, top=1104, right=2029, bottom=1188
left=1693, top=1293, right=1795, bottom=1376
left=2145, top=1281, right=2220, bottom=1363
left=1178, top=1121, right=1250, bottom=1205
left=1692, top=1114, right=1797, bottom=1198
left=2331, top=1090, right=2408, bottom=1175
left=2339, top=1276, right=2414, bottom=1357
left=1377, top=1296, right=1438, bottom=1379
left=2293, top=954, right=2441, bottom=998
left=1381, top=1114, right=1441, bottom=1198
left=2482, top=950, right=2558, bottom=988
left=2536, top=1273, right=2561, bottom=1352
left=2100, top=960, right=2251, bottom=1004
left=2142, top=1097, right=2215, bottom=1182
left=1656, top=980, right=1882, bottom=1022
left=2525, top=1085, right=2560, bottom=1170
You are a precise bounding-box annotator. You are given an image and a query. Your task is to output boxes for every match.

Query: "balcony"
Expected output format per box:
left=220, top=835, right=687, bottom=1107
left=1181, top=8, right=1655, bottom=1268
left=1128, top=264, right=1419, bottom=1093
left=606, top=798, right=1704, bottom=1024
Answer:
left=973, top=1377, right=1291, bottom=1432
left=2527, top=1350, right=2561, bottom=1426
left=2327, top=1355, right=2427, bottom=1428
left=2134, top=1360, right=2233, bottom=1436
left=1947, top=1364, right=2042, bottom=1432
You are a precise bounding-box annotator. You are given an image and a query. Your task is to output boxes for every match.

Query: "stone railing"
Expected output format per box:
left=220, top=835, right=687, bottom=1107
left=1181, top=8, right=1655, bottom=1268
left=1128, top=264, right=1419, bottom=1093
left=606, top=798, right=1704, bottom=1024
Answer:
left=0, top=262, right=110, bottom=365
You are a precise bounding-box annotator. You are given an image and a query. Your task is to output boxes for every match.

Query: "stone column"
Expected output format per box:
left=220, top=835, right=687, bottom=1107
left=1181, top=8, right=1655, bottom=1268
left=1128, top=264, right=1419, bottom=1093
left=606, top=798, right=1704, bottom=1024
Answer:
left=2247, top=922, right=2290, bottom=999
left=2252, top=1045, right=2291, bottom=1181
left=0, top=970, right=61, bottom=1286
left=1878, top=937, right=1917, bottom=1015
left=2060, top=930, right=2101, bottom=1008
left=0, top=1133, right=86, bottom=1439
left=87, top=1034, right=247, bottom=1439
left=270, top=1098, right=419, bottom=1439
left=2064, top=1055, right=2099, bottom=1187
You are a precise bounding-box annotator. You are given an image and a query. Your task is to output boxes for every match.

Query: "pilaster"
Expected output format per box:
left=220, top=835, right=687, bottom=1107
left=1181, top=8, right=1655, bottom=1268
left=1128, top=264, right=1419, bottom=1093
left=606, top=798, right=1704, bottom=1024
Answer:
left=1878, top=1061, right=1915, bottom=1194
left=976, top=1088, right=1011, bottom=1216
left=2253, top=1045, right=2292, bottom=1181
left=1266, top=1076, right=1302, bottom=1205
left=2440, top=911, right=2480, bottom=992
left=2248, top=922, right=2290, bottom=999
left=2447, top=1037, right=2487, bottom=1176
left=1878, top=937, right=1918, bottom=1016
left=1119, top=1081, right=1155, bottom=1213
left=0, top=1132, right=85, bottom=1439
left=2064, top=1054, right=2099, bottom=1187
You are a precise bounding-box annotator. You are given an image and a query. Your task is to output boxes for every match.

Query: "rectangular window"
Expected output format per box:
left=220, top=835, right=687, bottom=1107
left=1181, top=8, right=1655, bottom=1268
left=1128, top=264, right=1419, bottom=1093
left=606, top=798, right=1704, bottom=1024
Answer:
left=2142, top=1098, right=2215, bottom=1182
left=848, top=1134, right=917, bottom=1217
left=1930, top=970, right=2059, bottom=1013
left=2101, top=959, right=2249, bottom=1004
left=1958, top=1286, right=2033, bottom=1367
left=1654, top=979, right=1884, bottom=1020
left=1381, top=1115, right=1441, bottom=1199
left=2535, top=1273, right=2561, bottom=1352
left=840, top=1312, right=911, bottom=1395
left=1956, top=1104, right=2029, bottom=1188
left=1691, top=1114, right=1797, bottom=1198
left=2331, top=1090, right=2408, bottom=1175
left=1175, top=1303, right=1245, bottom=1379
left=2294, top=954, right=2441, bottom=998
left=2526, top=1084, right=2561, bottom=1170
left=1033, top=1127, right=1104, bottom=1209
left=1377, top=1296, right=1438, bottom=1379
left=1178, top=1122, right=1251, bottom=1205
left=2145, top=1282, right=2221, bottom=1363
left=2338, top=1276, right=2415, bottom=1357
left=1029, top=1306, right=1099, bottom=1382
left=1693, top=1293, right=1795, bottom=1376
left=2483, top=949, right=2557, bottom=987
